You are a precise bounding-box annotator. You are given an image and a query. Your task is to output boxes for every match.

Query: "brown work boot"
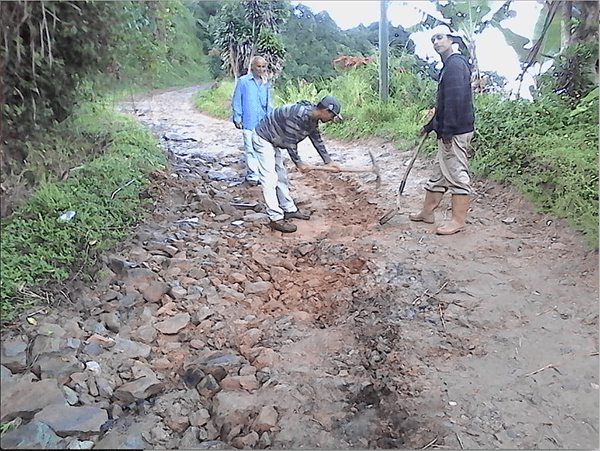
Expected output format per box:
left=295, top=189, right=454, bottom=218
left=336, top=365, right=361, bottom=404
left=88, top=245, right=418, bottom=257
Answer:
left=284, top=210, right=310, bottom=221
left=409, top=190, right=443, bottom=224
left=436, top=194, right=469, bottom=235
left=268, top=219, right=297, bottom=233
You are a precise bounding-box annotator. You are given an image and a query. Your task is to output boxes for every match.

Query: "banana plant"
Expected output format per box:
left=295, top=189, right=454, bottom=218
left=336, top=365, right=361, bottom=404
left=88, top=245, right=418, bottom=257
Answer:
left=407, top=1, right=525, bottom=88
left=516, top=1, right=598, bottom=84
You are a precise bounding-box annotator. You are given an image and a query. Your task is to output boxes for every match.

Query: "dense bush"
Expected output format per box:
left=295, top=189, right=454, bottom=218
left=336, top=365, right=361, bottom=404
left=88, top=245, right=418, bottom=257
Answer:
left=472, top=89, right=599, bottom=247
left=192, top=80, right=236, bottom=119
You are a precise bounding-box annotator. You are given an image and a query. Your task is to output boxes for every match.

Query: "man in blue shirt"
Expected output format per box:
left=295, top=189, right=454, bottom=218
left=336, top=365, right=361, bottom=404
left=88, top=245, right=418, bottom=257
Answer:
left=232, top=56, right=272, bottom=186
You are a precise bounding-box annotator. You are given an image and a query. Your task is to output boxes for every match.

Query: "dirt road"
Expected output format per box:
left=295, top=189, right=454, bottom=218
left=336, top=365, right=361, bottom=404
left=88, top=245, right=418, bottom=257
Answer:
left=2, top=86, right=597, bottom=449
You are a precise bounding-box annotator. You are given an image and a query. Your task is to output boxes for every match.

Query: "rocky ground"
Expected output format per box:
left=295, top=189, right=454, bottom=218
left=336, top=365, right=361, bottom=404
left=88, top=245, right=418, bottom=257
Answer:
left=1, top=86, right=598, bottom=449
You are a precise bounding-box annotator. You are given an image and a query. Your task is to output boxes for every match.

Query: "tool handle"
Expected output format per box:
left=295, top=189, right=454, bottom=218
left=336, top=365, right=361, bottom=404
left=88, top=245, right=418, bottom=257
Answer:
left=397, top=180, right=407, bottom=196
left=398, top=133, right=429, bottom=195
left=308, top=165, right=368, bottom=174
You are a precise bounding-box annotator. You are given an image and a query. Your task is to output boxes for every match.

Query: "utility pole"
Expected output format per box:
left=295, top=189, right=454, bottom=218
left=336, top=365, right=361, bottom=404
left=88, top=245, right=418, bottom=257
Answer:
left=379, top=0, right=389, bottom=102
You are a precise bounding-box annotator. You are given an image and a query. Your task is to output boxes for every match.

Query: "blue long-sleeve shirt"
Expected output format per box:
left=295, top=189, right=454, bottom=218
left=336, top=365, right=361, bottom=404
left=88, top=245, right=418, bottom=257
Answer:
left=232, top=74, right=272, bottom=130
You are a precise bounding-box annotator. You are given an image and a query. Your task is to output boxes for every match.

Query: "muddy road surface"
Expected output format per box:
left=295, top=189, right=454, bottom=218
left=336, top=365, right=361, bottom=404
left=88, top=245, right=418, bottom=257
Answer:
left=1, top=86, right=598, bottom=450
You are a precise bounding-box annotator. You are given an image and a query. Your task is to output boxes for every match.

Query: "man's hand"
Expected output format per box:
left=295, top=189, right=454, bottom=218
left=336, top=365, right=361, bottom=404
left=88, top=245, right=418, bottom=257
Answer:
left=234, top=122, right=243, bottom=130
left=297, top=162, right=312, bottom=173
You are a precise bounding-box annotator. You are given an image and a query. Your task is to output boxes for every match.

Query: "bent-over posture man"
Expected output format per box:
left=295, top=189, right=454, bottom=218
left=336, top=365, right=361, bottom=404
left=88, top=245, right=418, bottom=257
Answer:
left=232, top=56, right=272, bottom=185
left=410, top=28, right=475, bottom=235
left=252, top=95, right=343, bottom=233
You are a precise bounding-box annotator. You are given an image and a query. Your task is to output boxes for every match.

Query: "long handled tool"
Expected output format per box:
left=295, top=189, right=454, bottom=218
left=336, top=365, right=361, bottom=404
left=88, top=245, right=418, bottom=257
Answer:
left=307, top=151, right=381, bottom=188
left=379, top=132, right=430, bottom=225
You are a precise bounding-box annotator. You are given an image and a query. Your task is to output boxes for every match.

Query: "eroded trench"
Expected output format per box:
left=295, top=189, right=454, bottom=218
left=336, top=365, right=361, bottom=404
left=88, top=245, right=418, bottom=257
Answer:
left=113, top=123, right=464, bottom=449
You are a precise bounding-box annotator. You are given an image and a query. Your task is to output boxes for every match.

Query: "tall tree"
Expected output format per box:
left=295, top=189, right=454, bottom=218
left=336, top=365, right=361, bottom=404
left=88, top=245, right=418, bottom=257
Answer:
left=209, top=1, right=289, bottom=79
left=1, top=1, right=118, bottom=135
left=516, top=1, right=599, bottom=86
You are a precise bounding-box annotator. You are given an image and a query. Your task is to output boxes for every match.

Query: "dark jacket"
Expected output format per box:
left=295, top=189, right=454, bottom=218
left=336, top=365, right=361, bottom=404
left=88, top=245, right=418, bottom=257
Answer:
left=425, top=53, right=474, bottom=141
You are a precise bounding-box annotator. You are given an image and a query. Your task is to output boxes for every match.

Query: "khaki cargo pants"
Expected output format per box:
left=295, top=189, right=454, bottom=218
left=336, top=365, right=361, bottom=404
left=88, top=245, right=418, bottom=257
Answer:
left=425, top=131, right=474, bottom=195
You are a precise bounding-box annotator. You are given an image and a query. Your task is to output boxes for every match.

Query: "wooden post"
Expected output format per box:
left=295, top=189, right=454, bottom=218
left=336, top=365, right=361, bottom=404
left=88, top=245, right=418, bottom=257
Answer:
left=379, top=0, right=389, bottom=102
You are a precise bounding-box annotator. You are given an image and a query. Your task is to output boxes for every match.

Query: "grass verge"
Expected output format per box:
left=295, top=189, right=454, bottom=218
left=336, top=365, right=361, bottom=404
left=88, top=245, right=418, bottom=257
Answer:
left=0, top=102, right=166, bottom=320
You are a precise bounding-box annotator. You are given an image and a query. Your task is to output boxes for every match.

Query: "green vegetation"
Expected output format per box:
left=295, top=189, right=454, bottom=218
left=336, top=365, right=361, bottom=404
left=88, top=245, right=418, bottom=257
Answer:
left=1, top=103, right=166, bottom=319
left=192, top=80, right=235, bottom=119
left=472, top=88, right=599, bottom=247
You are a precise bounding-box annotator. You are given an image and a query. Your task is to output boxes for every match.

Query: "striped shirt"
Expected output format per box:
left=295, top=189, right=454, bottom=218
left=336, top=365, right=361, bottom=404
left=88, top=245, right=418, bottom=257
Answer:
left=255, top=101, right=331, bottom=164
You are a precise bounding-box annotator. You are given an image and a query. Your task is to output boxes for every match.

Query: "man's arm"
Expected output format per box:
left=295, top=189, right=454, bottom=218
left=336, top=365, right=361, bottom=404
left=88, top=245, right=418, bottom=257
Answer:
left=232, top=78, right=244, bottom=127
left=266, top=83, right=274, bottom=115
left=308, top=127, right=332, bottom=164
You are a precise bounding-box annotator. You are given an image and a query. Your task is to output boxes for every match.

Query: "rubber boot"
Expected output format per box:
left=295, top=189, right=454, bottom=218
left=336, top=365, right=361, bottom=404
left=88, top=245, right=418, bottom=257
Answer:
left=409, top=190, right=444, bottom=224
left=436, top=194, right=469, bottom=235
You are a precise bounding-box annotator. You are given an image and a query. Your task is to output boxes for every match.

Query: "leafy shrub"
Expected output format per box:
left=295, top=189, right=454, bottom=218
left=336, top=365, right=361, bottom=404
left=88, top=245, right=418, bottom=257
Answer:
left=472, top=91, right=599, bottom=247
left=535, top=40, right=599, bottom=102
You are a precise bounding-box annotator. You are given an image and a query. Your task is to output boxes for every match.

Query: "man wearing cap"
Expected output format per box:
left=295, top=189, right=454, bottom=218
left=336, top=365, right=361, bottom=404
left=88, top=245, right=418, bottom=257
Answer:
left=252, top=95, right=343, bottom=233
left=232, top=56, right=272, bottom=186
left=410, top=26, right=475, bottom=235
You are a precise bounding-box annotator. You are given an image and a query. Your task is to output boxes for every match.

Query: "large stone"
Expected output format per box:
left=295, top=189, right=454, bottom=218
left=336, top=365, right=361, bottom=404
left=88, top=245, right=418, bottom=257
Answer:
left=189, top=408, right=211, bottom=427
left=180, top=426, right=202, bottom=449
left=30, top=335, right=80, bottom=358
left=113, top=338, right=151, bottom=359
left=94, top=414, right=159, bottom=449
left=244, top=281, right=273, bottom=295
left=241, top=328, right=263, bottom=348
left=114, top=363, right=163, bottom=403
left=135, top=325, right=158, bottom=344
left=33, top=354, right=85, bottom=384
left=252, top=348, right=278, bottom=370
left=218, top=286, right=245, bottom=302
left=142, top=281, right=171, bottom=303
left=37, top=323, right=67, bottom=337
left=164, top=404, right=189, bottom=433
left=1, top=376, right=66, bottom=421
left=232, top=431, right=260, bottom=449
left=100, top=312, right=121, bottom=333
left=1, top=338, right=28, bottom=372
left=169, top=285, right=188, bottom=299
left=253, top=405, right=278, bottom=432
left=1, top=365, right=13, bottom=382
left=211, top=392, right=259, bottom=427
left=219, top=375, right=260, bottom=392
left=87, top=334, right=116, bottom=349
left=34, top=404, right=108, bottom=434
left=0, top=420, right=63, bottom=449
left=154, top=313, right=190, bottom=334
left=118, top=266, right=158, bottom=285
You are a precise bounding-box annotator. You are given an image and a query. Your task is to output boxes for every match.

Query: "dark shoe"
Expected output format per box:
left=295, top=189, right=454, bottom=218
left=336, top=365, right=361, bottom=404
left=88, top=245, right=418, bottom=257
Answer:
left=244, top=179, right=260, bottom=187
left=284, top=210, right=310, bottom=221
left=269, top=220, right=297, bottom=233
